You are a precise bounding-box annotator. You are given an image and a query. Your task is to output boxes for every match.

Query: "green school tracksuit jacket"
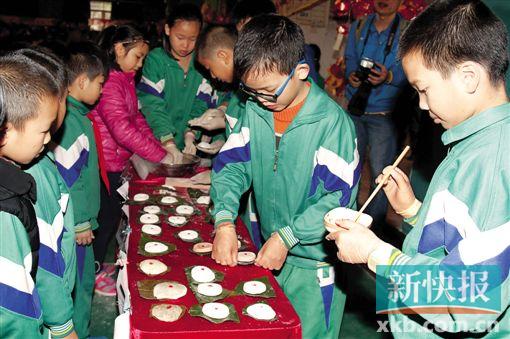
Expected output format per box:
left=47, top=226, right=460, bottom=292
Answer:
left=211, top=81, right=361, bottom=268
left=0, top=162, right=44, bottom=338
left=53, top=96, right=100, bottom=234
left=376, top=103, right=510, bottom=337
left=25, top=153, right=77, bottom=338
left=53, top=96, right=101, bottom=339
left=137, top=47, right=222, bottom=149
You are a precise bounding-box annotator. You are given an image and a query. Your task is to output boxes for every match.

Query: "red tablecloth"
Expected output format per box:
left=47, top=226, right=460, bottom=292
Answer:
left=126, top=181, right=302, bottom=339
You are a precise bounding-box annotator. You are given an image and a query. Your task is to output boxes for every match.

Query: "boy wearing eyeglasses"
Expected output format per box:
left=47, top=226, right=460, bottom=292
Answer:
left=210, top=15, right=360, bottom=339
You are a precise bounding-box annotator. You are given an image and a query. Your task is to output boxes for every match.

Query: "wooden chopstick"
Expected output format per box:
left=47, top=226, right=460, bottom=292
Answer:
left=353, top=146, right=411, bottom=223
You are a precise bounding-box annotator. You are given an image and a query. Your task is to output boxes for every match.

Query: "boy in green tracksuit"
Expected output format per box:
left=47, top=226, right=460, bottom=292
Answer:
left=211, top=16, right=360, bottom=339
left=193, top=24, right=262, bottom=247
left=329, top=1, right=510, bottom=337
left=14, top=48, right=79, bottom=339
left=0, top=52, right=60, bottom=338
left=52, top=43, right=106, bottom=339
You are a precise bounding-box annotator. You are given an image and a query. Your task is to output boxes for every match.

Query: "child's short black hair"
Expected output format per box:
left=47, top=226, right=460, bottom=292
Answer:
left=196, top=24, right=237, bottom=59
left=234, top=15, right=305, bottom=80
left=97, top=24, right=146, bottom=71
left=0, top=53, right=60, bottom=130
left=399, top=0, right=509, bottom=86
left=11, top=47, right=68, bottom=99
left=231, top=0, right=277, bottom=26
left=166, top=3, right=203, bottom=28
left=65, top=41, right=107, bottom=85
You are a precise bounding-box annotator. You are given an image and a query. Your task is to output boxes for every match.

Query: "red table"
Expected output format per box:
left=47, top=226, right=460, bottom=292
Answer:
left=126, top=180, right=302, bottom=339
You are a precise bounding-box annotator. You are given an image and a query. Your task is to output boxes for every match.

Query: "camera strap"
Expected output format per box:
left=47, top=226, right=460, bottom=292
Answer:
left=359, top=14, right=400, bottom=64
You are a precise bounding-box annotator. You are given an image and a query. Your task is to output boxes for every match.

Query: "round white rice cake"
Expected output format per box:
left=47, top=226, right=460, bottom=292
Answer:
left=168, top=216, right=187, bottom=226
left=192, top=242, right=213, bottom=254
left=197, top=141, right=212, bottom=149
left=176, top=205, right=194, bottom=215
left=144, top=242, right=168, bottom=254
left=246, top=303, right=276, bottom=321
left=141, top=224, right=162, bottom=236
left=161, top=196, right=178, bottom=204
left=196, top=196, right=210, bottom=205
left=143, top=205, right=161, bottom=214
left=243, top=281, right=267, bottom=295
left=139, top=259, right=167, bottom=275
left=202, top=303, right=229, bottom=319
left=140, top=213, right=159, bottom=224
left=151, top=304, right=183, bottom=322
left=133, top=193, right=150, bottom=202
left=196, top=283, right=223, bottom=297
left=153, top=282, right=187, bottom=300
left=237, top=251, right=256, bottom=264
left=191, top=266, right=215, bottom=283
left=178, top=230, right=199, bottom=241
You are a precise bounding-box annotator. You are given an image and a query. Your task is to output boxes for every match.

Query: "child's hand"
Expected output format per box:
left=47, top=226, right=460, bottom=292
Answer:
left=162, top=141, right=183, bottom=164
left=325, top=220, right=384, bottom=264
left=183, top=132, right=197, bottom=155
left=255, top=233, right=288, bottom=270
left=61, top=330, right=79, bottom=339
left=376, top=166, right=416, bottom=213
left=76, top=230, right=94, bottom=246
left=189, top=108, right=226, bottom=131
left=212, top=224, right=238, bottom=266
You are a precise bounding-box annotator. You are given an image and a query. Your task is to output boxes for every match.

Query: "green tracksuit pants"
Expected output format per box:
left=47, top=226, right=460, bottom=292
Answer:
left=73, top=244, right=95, bottom=338
left=275, top=262, right=347, bottom=339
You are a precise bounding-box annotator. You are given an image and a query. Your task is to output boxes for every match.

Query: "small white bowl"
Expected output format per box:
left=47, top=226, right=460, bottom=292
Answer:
left=324, top=207, right=373, bottom=233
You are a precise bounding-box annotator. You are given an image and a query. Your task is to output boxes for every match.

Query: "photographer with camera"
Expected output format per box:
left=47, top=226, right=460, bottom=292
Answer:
left=344, top=0, right=408, bottom=227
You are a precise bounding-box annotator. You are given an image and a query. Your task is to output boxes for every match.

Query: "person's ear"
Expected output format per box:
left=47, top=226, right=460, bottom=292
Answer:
left=456, top=61, right=480, bottom=94
left=216, top=49, right=231, bottom=66
left=164, top=24, right=171, bottom=37
left=77, top=73, right=89, bottom=90
left=1, top=122, right=15, bottom=147
left=296, top=63, right=310, bottom=81
left=114, top=43, right=126, bottom=59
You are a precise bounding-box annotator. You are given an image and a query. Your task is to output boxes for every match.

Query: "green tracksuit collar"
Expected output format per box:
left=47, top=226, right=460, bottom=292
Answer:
left=162, top=48, right=198, bottom=73
left=67, top=95, right=89, bottom=116
left=250, top=80, right=327, bottom=130
left=441, top=102, right=510, bottom=146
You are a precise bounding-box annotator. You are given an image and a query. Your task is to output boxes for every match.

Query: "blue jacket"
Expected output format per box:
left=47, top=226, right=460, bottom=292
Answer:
left=344, top=13, right=407, bottom=113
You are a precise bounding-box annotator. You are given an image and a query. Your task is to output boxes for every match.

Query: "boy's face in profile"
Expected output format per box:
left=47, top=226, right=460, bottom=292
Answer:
left=81, top=74, right=105, bottom=106
left=403, top=51, right=474, bottom=129
left=198, top=51, right=234, bottom=83
left=242, top=63, right=310, bottom=112
left=1, top=96, right=57, bottom=164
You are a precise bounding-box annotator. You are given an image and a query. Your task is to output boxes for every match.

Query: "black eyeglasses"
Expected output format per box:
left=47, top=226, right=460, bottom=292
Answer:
left=239, top=59, right=306, bottom=103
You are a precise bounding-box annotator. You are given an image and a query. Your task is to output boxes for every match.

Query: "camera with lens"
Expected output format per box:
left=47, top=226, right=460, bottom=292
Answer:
left=348, top=57, right=375, bottom=117
left=355, top=57, right=375, bottom=82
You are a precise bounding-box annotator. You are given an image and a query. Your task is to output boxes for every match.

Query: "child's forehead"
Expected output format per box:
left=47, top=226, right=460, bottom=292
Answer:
left=245, top=67, right=287, bottom=84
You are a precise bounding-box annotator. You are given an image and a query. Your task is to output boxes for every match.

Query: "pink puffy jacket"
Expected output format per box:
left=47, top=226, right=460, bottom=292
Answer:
left=90, top=70, right=166, bottom=172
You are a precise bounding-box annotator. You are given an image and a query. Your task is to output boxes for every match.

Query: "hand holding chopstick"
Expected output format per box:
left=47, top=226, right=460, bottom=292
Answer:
left=353, top=145, right=410, bottom=222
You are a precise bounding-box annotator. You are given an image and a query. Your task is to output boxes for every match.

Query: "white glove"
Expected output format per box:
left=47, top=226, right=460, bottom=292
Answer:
left=326, top=219, right=386, bottom=264
left=188, top=108, right=226, bottom=131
